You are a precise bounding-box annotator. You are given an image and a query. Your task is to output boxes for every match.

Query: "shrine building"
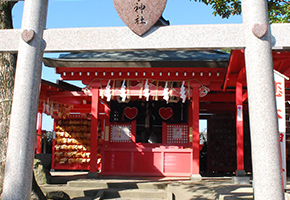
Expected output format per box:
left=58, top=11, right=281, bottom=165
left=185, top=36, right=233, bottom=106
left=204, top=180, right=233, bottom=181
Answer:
left=36, top=48, right=290, bottom=177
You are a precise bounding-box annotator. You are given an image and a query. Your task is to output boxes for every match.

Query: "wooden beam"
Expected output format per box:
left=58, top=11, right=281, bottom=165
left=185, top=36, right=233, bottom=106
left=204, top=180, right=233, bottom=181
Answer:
left=46, top=91, right=88, bottom=97
left=200, top=93, right=236, bottom=102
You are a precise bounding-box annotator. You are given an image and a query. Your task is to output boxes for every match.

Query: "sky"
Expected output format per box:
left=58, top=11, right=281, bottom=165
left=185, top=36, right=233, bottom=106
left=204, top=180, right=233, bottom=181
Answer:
left=11, top=0, right=242, bottom=131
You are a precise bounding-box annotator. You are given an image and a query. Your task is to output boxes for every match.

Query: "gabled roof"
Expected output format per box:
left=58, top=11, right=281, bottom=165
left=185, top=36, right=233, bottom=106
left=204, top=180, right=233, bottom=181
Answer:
left=223, top=49, right=290, bottom=90
left=43, top=50, right=230, bottom=68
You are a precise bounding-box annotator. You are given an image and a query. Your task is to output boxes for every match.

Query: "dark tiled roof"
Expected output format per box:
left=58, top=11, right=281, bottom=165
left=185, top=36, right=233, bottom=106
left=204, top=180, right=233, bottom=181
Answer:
left=57, top=50, right=229, bottom=62
left=43, top=50, right=230, bottom=69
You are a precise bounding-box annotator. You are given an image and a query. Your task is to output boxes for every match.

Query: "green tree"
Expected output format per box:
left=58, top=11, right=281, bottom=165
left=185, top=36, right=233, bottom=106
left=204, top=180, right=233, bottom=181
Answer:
left=192, top=0, right=290, bottom=23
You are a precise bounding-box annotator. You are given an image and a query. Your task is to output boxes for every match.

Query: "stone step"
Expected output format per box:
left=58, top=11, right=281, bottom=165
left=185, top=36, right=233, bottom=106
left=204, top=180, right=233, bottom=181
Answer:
left=42, top=185, right=101, bottom=199
left=67, top=180, right=168, bottom=190
left=96, top=189, right=172, bottom=200
left=42, top=183, right=171, bottom=199
left=101, top=198, right=167, bottom=200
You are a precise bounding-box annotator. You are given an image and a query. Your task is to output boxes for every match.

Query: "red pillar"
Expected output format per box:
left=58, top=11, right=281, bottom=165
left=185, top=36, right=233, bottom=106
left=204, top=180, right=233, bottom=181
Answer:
left=90, top=87, right=99, bottom=173
left=36, top=112, right=42, bottom=154
left=191, top=87, right=200, bottom=175
left=236, top=81, right=244, bottom=172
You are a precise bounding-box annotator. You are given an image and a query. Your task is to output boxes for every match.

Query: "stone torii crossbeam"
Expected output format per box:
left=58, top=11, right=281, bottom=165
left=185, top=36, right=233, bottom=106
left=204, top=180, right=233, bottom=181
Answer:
left=0, top=0, right=288, bottom=199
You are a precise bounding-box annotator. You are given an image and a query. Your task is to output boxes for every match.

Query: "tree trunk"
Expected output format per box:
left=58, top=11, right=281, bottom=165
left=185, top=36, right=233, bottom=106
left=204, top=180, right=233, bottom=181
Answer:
left=0, top=3, right=48, bottom=199
left=0, top=1, right=17, bottom=195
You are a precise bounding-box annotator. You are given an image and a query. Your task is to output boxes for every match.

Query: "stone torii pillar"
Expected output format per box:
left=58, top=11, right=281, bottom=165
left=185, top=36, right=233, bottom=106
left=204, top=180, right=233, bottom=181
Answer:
left=242, top=0, right=284, bottom=199
left=1, top=0, right=48, bottom=199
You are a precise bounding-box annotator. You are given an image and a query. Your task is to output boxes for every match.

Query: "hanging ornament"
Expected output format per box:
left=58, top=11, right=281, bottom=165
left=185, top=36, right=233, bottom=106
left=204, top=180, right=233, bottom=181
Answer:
left=144, top=79, right=150, bottom=101
left=199, top=85, right=210, bottom=97
left=99, top=89, right=104, bottom=99
left=50, top=102, right=53, bottom=116
left=112, top=80, right=115, bottom=97
left=120, top=79, right=127, bottom=102
left=100, top=82, right=104, bottom=99
left=180, top=81, right=187, bottom=103
left=46, top=98, right=50, bottom=114
left=124, top=107, right=138, bottom=120
left=83, top=87, right=91, bottom=96
left=163, top=81, right=170, bottom=103
left=155, top=81, right=159, bottom=101
left=127, top=80, right=130, bottom=100
left=104, top=80, right=112, bottom=102
left=159, top=107, right=173, bottom=120
left=139, top=80, right=143, bottom=99
left=42, top=100, right=46, bottom=113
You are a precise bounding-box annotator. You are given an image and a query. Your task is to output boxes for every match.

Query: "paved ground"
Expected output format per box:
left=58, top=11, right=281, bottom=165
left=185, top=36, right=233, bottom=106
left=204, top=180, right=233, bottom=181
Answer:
left=39, top=172, right=289, bottom=200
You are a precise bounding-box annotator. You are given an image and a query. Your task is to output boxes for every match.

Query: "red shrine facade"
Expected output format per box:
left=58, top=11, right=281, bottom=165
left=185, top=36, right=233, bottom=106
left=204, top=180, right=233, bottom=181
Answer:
left=36, top=50, right=290, bottom=177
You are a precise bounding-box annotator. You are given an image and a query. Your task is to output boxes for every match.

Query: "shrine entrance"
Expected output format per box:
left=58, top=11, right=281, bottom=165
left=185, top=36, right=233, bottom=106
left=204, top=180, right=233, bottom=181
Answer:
left=42, top=49, right=229, bottom=177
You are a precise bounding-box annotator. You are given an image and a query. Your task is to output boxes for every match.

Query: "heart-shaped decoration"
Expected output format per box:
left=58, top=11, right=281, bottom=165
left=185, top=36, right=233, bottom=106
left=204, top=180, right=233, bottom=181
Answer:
left=113, top=0, right=167, bottom=36
left=21, top=29, right=35, bottom=43
left=159, top=107, right=173, bottom=120
left=124, top=107, right=138, bottom=120
left=252, top=23, right=267, bottom=38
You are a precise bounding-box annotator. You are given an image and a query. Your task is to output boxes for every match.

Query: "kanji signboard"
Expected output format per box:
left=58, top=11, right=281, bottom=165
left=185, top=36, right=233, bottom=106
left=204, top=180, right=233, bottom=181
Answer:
left=274, top=70, right=289, bottom=189
left=113, top=0, right=167, bottom=36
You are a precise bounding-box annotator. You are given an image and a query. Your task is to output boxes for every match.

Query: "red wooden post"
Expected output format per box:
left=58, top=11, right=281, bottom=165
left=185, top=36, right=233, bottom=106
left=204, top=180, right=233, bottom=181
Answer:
left=236, top=81, right=244, bottom=171
left=36, top=112, right=42, bottom=154
left=191, top=87, right=200, bottom=176
left=131, top=120, right=136, bottom=143
left=90, top=87, right=99, bottom=173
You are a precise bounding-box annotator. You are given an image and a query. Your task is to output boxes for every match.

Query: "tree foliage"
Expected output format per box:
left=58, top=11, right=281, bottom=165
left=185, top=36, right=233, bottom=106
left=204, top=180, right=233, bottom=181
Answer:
left=192, top=0, right=290, bottom=23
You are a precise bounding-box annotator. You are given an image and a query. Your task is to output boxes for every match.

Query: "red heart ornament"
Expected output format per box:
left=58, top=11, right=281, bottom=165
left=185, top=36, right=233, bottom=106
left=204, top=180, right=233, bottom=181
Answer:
left=124, top=107, right=138, bottom=120
left=159, top=107, right=173, bottom=120
left=113, top=0, right=167, bottom=36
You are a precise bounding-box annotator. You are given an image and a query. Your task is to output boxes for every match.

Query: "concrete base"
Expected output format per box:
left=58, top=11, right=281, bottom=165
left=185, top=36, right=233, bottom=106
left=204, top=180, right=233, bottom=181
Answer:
left=232, top=176, right=250, bottom=185
left=87, top=172, right=99, bottom=179
left=190, top=174, right=202, bottom=181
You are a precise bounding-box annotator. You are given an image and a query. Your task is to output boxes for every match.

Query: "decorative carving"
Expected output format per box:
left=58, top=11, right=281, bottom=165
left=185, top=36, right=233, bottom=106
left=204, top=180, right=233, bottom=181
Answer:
left=159, top=107, right=173, bottom=120
left=21, top=29, right=35, bottom=43
left=199, top=86, right=210, bottom=97
left=252, top=23, right=267, bottom=38
left=124, top=107, right=138, bottom=120
left=113, top=0, right=167, bottom=36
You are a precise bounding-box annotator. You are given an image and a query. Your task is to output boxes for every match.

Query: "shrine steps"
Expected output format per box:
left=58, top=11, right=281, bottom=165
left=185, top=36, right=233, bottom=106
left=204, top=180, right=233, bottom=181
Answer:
left=42, top=179, right=173, bottom=200
left=93, top=188, right=172, bottom=200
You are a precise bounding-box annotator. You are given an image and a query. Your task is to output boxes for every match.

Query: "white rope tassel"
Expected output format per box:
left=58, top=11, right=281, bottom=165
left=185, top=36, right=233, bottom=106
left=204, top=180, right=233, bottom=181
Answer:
left=163, top=81, right=169, bottom=103
left=180, top=81, right=187, bottom=103
left=104, top=80, right=112, bottom=102
left=120, top=79, right=127, bottom=102
left=144, top=79, right=150, bottom=101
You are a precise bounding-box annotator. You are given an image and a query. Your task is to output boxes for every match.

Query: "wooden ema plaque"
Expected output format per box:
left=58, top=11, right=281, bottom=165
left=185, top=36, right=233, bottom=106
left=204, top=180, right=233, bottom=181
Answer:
left=113, top=0, right=167, bottom=36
